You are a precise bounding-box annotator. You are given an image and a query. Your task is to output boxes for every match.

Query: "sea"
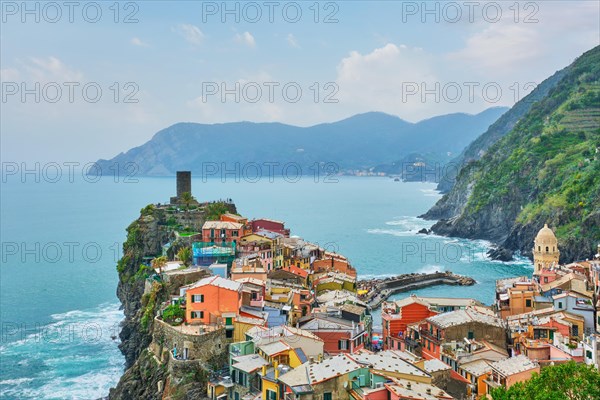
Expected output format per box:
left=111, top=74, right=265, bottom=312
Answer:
left=0, top=175, right=533, bottom=399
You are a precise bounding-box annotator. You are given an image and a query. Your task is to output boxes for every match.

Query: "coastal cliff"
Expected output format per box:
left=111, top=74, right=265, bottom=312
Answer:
left=422, top=46, right=600, bottom=262
left=109, top=201, right=237, bottom=399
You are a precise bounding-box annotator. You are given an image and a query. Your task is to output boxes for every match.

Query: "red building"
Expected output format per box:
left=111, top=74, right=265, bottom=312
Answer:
left=250, top=218, right=290, bottom=237
left=201, top=220, right=244, bottom=244
left=382, top=295, right=438, bottom=350
left=299, top=314, right=367, bottom=354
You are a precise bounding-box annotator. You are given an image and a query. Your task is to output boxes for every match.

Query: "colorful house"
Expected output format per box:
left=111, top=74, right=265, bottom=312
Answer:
left=382, top=295, right=439, bottom=351
left=299, top=313, right=368, bottom=355
left=484, top=355, right=539, bottom=393
left=250, top=218, right=290, bottom=237
left=202, top=220, right=244, bottom=245
left=184, top=276, right=242, bottom=328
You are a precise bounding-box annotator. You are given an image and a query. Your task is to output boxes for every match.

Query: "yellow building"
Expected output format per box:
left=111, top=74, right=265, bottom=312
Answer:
left=532, top=224, right=560, bottom=275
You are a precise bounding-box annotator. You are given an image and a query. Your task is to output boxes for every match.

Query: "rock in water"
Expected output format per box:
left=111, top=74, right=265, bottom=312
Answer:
left=487, top=247, right=514, bottom=262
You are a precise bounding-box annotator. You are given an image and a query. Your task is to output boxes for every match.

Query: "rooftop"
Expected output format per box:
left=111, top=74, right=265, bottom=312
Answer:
left=385, top=378, right=453, bottom=400
left=202, top=220, right=244, bottom=230
left=423, top=358, right=451, bottom=373
left=427, top=308, right=504, bottom=329
left=259, top=340, right=292, bottom=357
left=231, top=354, right=269, bottom=373
left=349, top=351, right=429, bottom=378
left=306, top=354, right=361, bottom=384
left=491, top=355, right=538, bottom=377
left=460, top=359, right=492, bottom=377
left=188, top=276, right=241, bottom=292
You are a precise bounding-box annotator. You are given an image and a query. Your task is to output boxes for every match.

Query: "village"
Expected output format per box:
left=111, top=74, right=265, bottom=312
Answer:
left=139, top=172, right=600, bottom=400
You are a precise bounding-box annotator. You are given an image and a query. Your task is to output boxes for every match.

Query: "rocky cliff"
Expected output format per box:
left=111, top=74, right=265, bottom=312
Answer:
left=422, top=46, right=600, bottom=262
left=109, top=201, right=236, bottom=399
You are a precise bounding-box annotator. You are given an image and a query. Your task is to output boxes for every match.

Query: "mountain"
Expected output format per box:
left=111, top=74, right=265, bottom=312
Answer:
left=93, top=109, right=507, bottom=177
left=422, top=46, right=600, bottom=263
left=435, top=68, right=569, bottom=193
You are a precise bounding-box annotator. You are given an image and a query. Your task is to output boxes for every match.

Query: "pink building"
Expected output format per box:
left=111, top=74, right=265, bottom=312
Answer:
left=250, top=218, right=290, bottom=237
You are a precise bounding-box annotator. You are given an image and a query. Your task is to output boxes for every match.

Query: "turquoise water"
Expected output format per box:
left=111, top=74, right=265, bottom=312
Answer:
left=0, top=176, right=532, bottom=399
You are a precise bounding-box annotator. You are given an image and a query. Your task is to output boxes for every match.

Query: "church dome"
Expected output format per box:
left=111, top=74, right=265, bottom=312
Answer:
left=535, top=224, right=558, bottom=246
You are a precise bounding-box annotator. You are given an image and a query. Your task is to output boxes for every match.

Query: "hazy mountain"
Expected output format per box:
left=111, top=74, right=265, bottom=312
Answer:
left=93, top=108, right=507, bottom=177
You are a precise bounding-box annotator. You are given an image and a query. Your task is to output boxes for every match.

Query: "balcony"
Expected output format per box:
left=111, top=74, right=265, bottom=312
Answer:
left=405, top=337, right=421, bottom=348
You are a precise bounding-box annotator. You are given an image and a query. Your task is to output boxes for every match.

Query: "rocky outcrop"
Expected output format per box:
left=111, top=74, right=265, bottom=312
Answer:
left=421, top=46, right=600, bottom=264
left=109, top=201, right=237, bottom=399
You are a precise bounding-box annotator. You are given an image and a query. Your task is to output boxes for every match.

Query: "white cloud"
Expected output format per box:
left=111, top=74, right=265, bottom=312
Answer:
left=234, top=31, right=256, bottom=48
left=335, top=44, right=441, bottom=120
left=0, top=68, right=20, bottom=81
left=176, top=24, right=204, bottom=45
left=286, top=33, right=299, bottom=48
left=24, top=56, right=84, bottom=82
left=130, top=37, right=149, bottom=47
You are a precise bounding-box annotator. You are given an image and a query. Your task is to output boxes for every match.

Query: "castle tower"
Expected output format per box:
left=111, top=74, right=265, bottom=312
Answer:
left=176, top=171, right=192, bottom=198
left=532, top=224, right=560, bottom=275
left=170, top=171, right=195, bottom=205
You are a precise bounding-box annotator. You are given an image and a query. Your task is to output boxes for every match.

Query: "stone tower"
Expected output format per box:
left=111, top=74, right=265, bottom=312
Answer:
left=176, top=171, right=192, bottom=198
left=532, top=224, right=560, bottom=275
left=170, top=171, right=193, bottom=204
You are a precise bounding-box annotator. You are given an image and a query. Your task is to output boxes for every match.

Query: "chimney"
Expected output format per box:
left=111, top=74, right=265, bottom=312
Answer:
left=309, top=357, right=315, bottom=364
left=275, top=366, right=280, bottom=379
left=407, top=382, right=411, bottom=390
left=426, top=388, right=432, bottom=395
left=262, top=365, right=267, bottom=376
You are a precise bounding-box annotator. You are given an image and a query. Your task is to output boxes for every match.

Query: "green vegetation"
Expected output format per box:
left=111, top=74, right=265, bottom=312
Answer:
left=141, top=282, right=162, bottom=331
left=487, top=362, right=600, bottom=400
left=177, top=247, right=192, bottom=267
left=204, top=201, right=231, bottom=221
left=151, top=256, right=167, bottom=275
left=162, top=304, right=184, bottom=324
left=455, top=46, right=600, bottom=256
left=140, top=204, right=155, bottom=216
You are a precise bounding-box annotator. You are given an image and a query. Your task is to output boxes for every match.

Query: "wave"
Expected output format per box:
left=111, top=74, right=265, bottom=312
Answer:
left=0, top=302, right=124, bottom=400
left=416, top=264, right=445, bottom=274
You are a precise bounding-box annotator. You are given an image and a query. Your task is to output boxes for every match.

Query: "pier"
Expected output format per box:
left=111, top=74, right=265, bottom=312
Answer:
left=358, top=271, right=476, bottom=309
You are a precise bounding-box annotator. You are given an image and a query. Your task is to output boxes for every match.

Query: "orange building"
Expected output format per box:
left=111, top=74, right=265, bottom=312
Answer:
left=382, top=296, right=438, bottom=350
left=313, top=253, right=357, bottom=278
left=485, top=355, right=539, bottom=392
left=185, top=276, right=242, bottom=325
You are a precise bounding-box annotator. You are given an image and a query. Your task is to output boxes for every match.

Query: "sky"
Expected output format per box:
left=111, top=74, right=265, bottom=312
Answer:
left=1, top=1, right=599, bottom=164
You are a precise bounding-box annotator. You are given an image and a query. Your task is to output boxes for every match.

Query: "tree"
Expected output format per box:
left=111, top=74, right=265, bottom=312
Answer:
left=151, top=256, right=168, bottom=276
left=162, top=303, right=184, bottom=323
left=177, top=247, right=192, bottom=267
left=487, top=362, right=600, bottom=400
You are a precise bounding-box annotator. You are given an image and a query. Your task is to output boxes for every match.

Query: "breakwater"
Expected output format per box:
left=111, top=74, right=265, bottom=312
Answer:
left=358, top=271, right=476, bottom=309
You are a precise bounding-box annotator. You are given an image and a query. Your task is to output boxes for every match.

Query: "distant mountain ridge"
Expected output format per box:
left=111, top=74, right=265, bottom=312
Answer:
left=93, top=108, right=507, bottom=177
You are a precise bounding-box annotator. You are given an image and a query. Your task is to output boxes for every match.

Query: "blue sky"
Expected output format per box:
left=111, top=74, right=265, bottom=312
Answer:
left=1, top=1, right=599, bottom=163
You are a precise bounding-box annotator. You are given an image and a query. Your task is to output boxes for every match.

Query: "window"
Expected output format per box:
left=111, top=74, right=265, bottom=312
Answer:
left=572, top=325, right=579, bottom=337
left=192, top=294, right=204, bottom=303
left=324, top=393, right=332, bottom=400
left=338, top=340, right=348, bottom=350
left=544, top=277, right=548, bottom=283
left=526, top=299, right=532, bottom=307
left=267, top=390, right=277, bottom=400
left=210, top=228, right=215, bottom=238
left=558, top=301, right=563, bottom=309
left=587, top=350, right=593, bottom=359
left=191, top=311, right=204, bottom=319
left=546, top=246, right=549, bottom=252
left=232, top=231, right=238, bottom=237
left=226, top=329, right=233, bottom=338
left=467, top=331, right=474, bottom=340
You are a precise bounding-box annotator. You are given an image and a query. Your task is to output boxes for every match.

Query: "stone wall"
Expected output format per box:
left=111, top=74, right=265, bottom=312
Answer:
left=153, top=318, right=230, bottom=367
